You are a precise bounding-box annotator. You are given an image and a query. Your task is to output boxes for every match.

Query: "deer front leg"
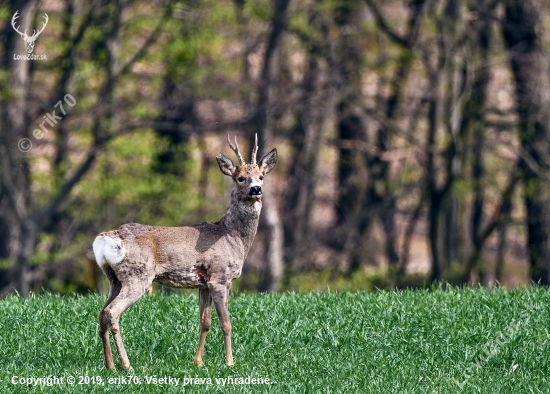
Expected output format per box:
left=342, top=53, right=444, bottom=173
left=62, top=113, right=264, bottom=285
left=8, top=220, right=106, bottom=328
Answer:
left=210, top=282, right=234, bottom=366
left=194, top=288, right=212, bottom=367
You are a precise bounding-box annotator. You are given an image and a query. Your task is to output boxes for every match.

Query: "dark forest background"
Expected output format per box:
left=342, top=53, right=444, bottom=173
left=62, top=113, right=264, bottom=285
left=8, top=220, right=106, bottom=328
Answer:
left=1, top=0, right=550, bottom=296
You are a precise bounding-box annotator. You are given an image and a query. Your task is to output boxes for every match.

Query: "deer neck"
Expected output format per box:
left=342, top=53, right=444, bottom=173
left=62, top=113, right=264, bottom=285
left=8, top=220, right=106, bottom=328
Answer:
left=220, top=188, right=262, bottom=251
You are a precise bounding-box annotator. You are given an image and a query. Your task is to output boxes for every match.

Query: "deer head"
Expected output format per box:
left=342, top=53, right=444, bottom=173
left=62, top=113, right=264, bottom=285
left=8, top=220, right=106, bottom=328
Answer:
left=216, top=134, right=277, bottom=203
left=11, top=11, right=48, bottom=54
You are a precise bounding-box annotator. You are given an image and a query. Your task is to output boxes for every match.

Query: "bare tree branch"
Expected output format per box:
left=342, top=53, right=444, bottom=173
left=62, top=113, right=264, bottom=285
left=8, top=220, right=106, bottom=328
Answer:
left=33, top=144, right=102, bottom=224
left=364, top=0, right=409, bottom=47
left=462, top=171, right=521, bottom=282
left=339, top=139, right=426, bottom=163
left=114, top=1, right=172, bottom=79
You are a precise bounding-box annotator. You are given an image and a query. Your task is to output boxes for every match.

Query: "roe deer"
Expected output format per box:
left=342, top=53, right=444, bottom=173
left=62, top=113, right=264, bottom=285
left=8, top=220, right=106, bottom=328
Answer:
left=92, top=135, right=277, bottom=369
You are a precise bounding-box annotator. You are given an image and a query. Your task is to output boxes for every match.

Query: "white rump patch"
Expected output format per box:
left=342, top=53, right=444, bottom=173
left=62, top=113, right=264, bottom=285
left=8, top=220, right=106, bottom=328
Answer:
left=92, top=235, right=126, bottom=268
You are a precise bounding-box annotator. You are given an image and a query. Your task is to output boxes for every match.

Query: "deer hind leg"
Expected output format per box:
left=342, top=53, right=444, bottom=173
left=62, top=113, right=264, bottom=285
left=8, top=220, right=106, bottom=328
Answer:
left=193, top=288, right=212, bottom=367
left=210, top=282, right=234, bottom=366
left=98, top=266, right=122, bottom=370
left=101, top=279, right=151, bottom=369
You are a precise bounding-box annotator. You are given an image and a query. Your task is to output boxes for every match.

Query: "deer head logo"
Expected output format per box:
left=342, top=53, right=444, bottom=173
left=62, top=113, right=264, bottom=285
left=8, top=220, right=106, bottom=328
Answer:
left=11, top=11, right=48, bottom=54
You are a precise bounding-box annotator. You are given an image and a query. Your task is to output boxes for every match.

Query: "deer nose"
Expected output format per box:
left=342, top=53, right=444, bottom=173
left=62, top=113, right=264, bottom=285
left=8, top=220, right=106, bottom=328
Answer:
left=249, top=186, right=262, bottom=196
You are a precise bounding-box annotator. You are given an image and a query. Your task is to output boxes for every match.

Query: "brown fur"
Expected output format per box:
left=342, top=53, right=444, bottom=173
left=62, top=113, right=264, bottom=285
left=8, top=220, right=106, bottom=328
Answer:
left=93, top=136, right=277, bottom=369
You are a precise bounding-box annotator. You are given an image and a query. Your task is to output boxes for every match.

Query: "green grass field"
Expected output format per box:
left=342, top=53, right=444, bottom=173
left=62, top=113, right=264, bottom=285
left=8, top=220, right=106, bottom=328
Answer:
left=1, top=287, right=549, bottom=393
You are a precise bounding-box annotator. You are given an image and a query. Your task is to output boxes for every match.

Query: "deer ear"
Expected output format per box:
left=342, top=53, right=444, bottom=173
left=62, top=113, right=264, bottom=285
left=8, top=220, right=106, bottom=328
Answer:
left=216, top=153, right=235, bottom=177
left=258, top=148, right=277, bottom=175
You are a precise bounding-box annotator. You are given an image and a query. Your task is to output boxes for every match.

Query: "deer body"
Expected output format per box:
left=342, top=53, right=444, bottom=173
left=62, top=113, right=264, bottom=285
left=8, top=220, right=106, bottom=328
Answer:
left=93, top=136, right=276, bottom=370
left=95, top=195, right=260, bottom=289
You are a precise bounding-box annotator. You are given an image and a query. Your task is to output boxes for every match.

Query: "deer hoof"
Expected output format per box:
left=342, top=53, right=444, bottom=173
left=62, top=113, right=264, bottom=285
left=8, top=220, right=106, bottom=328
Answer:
left=194, top=359, right=203, bottom=367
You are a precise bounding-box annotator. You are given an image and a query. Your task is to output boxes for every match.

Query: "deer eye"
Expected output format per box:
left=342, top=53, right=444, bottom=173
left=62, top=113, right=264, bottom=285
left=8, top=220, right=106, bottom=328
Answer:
left=259, top=176, right=264, bottom=180
left=238, top=176, right=245, bottom=183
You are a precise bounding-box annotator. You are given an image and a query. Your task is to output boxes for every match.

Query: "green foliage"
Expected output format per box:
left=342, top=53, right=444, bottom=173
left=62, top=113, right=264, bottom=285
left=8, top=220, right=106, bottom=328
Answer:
left=0, top=257, right=15, bottom=270
left=74, top=131, right=205, bottom=227
left=0, top=288, right=549, bottom=393
left=0, top=6, right=10, bottom=21
left=452, top=179, right=469, bottom=200
left=163, top=0, right=236, bottom=87
left=397, top=163, right=423, bottom=186
left=287, top=267, right=392, bottom=292
left=244, top=0, right=272, bottom=22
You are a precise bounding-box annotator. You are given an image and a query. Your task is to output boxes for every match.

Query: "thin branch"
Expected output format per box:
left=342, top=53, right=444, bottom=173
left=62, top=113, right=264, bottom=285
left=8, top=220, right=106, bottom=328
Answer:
left=43, top=0, right=99, bottom=111
left=517, top=146, right=550, bottom=182
left=32, top=144, right=102, bottom=224
left=0, top=151, right=27, bottom=223
left=462, top=171, right=521, bottom=282
left=113, top=1, right=172, bottom=79
left=364, top=0, right=409, bottom=48
left=396, top=190, right=425, bottom=282
left=339, top=139, right=426, bottom=163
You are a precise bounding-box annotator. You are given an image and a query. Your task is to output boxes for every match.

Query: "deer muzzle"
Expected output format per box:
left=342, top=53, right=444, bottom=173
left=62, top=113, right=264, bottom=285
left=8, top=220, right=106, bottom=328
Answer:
left=249, top=186, right=262, bottom=196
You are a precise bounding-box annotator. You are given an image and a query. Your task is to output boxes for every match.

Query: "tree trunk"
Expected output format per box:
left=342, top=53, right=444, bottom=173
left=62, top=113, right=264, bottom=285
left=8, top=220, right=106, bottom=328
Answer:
left=502, top=0, right=550, bottom=284
left=462, top=0, right=495, bottom=284
left=252, top=0, right=290, bottom=292
left=335, top=105, right=367, bottom=244
left=363, top=0, right=427, bottom=278
left=333, top=0, right=372, bottom=272
left=16, top=220, right=38, bottom=297
left=0, top=2, right=37, bottom=295
left=495, top=197, right=512, bottom=284
left=260, top=190, right=284, bottom=291
left=427, top=71, right=443, bottom=283
left=282, top=29, right=329, bottom=266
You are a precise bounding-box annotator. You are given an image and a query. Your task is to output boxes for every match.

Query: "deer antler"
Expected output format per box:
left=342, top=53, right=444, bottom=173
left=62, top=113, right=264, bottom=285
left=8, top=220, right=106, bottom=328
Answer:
left=251, top=134, right=258, bottom=165
left=227, top=135, right=245, bottom=166
left=11, top=11, right=48, bottom=40
left=30, top=13, right=48, bottom=40
left=11, top=11, right=27, bottom=38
